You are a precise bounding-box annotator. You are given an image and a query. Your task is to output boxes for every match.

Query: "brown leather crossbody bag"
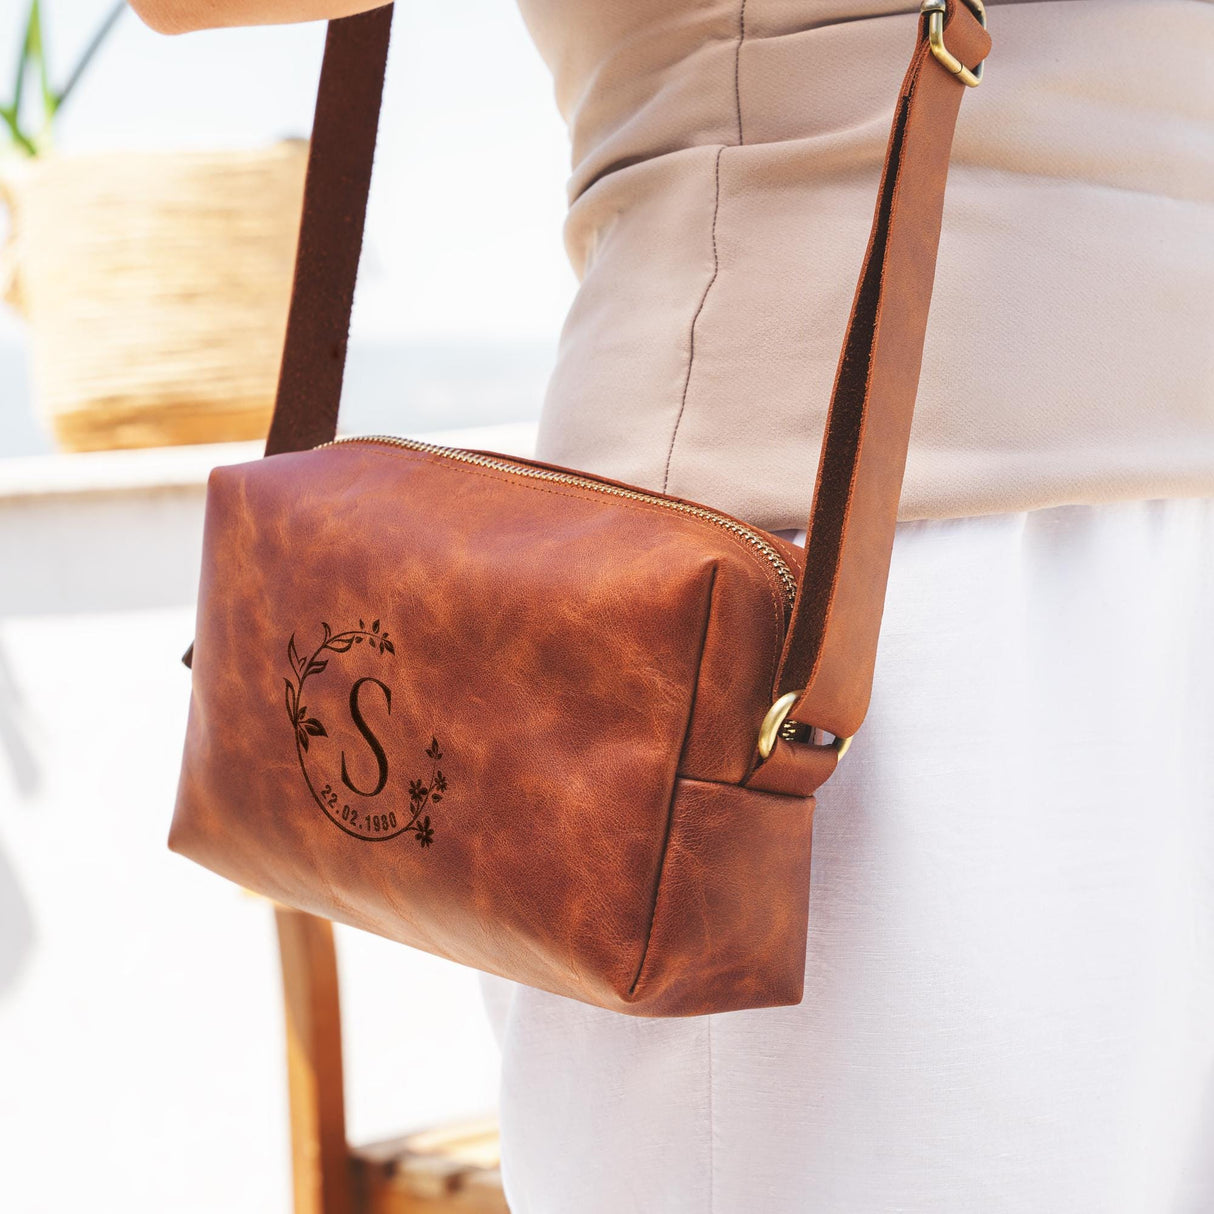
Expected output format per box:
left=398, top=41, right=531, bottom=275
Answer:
left=171, top=0, right=989, bottom=1017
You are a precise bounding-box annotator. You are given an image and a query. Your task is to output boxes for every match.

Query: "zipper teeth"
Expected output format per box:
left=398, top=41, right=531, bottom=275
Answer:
left=322, top=435, right=798, bottom=606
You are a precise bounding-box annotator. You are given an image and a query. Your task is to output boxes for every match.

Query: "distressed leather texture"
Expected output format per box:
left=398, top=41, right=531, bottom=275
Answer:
left=171, top=1, right=989, bottom=1016
left=173, top=443, right=811, bottom=1013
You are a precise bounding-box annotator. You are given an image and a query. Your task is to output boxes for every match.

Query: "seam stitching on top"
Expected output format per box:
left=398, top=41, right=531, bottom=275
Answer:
left=734, top=0, right=748, bottom=146
left=661, top=1, right=747, bottom=496
left=662, top=146, right=724, bottom=495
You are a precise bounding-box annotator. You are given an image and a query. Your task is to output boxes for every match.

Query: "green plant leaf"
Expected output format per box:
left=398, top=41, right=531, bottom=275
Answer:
left=5, top=0, right=125, bottom=156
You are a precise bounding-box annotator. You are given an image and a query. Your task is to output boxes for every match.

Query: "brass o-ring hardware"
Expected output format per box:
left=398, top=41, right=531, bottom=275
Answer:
left=920, top=0, right=986, bottom=88
left=757, top=692, right=853, bottom=761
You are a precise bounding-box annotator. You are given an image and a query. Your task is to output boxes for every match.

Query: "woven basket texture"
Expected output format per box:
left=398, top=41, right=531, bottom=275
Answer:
left=1, top=143, right=307, bottom=451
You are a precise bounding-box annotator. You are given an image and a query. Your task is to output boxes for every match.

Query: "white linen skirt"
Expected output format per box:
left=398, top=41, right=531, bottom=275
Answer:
left=482, top=495, right=1214, bottom=1213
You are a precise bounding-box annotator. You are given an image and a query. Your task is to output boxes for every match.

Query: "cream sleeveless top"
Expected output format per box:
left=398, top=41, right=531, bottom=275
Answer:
left=516, top=0, right=1214, bottom=528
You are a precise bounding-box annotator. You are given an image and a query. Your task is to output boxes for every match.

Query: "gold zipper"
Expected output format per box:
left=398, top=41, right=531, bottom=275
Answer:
left=323, top=435, right=798, bottom=607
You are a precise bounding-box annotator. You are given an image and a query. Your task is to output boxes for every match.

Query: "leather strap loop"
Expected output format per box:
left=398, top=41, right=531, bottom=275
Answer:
left=259, top=0, right=990, bottom=745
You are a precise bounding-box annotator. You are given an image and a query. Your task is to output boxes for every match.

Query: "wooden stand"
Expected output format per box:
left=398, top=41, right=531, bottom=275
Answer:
left=274, top=906, right=509, bottom=1214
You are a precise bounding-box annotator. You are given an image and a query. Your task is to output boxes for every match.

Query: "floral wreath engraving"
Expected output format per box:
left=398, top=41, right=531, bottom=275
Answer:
left=283, top=619, right=444, bottom=846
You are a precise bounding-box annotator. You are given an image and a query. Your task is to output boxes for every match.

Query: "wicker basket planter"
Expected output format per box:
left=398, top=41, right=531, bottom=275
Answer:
left=0, top=143, right=307, bottom=451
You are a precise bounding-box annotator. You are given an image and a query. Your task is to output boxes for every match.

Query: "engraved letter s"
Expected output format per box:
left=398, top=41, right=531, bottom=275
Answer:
left=341, top=676, right=391, bottom=797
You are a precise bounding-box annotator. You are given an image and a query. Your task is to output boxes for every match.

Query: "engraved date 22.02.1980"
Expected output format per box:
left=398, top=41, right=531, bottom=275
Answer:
left=283, top=619, right=444, bottom=846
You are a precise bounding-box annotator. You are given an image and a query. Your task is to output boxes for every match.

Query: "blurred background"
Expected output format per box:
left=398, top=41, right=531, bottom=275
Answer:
left=0, top=2, right=574, bottom=1210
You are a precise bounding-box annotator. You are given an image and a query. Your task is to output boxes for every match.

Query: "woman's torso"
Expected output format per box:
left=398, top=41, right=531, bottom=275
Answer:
left=517, top=0, right=1214, bottom=529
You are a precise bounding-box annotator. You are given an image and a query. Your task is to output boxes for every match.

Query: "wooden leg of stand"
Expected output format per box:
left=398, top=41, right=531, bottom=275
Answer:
left=275, top=906, right=354, bottom=1214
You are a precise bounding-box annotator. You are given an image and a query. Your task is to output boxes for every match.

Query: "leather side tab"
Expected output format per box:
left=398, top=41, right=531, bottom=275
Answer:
left=745, top=738, right=839, bottom=797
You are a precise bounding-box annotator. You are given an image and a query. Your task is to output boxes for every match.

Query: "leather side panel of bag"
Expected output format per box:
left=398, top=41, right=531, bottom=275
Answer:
left=628, top=778, right=815, bottom=1016
left=171, top=443, right=800, bottom=1012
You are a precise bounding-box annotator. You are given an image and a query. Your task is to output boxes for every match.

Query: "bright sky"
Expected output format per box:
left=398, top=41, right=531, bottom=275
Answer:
left=3, top=0, right=577, bottom=343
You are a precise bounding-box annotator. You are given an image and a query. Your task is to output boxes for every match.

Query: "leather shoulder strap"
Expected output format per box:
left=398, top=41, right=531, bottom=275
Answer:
left=779, top=1, right=990, bottom=740
left=264, top=3, right=394, bottom=457
left=260, top=0, right=990, bottom=746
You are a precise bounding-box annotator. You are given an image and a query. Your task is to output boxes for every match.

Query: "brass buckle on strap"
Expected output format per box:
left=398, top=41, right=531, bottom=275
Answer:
left=757, top=691, right=853, bottom=761
left=920, top=0, right=986, bottom=88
